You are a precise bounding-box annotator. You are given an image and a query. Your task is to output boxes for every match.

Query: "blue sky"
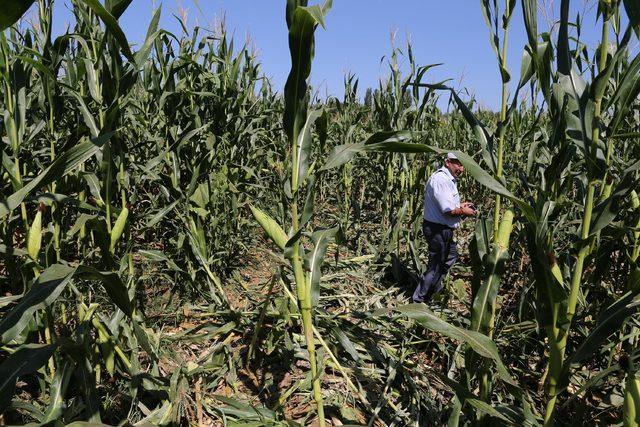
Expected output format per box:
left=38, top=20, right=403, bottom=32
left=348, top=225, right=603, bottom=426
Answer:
left=37, top=0, right=635, bottom=111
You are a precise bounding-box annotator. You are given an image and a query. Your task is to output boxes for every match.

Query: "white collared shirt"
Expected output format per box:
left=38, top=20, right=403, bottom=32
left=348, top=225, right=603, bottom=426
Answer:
left=423, top=166, right=461, bottom=228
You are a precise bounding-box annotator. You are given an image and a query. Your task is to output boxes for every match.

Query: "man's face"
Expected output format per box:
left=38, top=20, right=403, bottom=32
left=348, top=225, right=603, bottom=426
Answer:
left=445, top=158, right=464, bottom=178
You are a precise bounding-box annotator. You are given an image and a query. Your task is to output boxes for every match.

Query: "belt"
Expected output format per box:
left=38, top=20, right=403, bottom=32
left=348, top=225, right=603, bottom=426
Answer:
left=423, top=219, right=454, bottom=231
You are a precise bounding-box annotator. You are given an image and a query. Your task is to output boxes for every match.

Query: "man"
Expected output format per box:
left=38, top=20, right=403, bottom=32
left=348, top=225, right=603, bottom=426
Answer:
left=412, top=153, right=476, bottom=303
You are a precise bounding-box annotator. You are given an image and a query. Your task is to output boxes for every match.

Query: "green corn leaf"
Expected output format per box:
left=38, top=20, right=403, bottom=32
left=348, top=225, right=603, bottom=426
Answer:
left=305, top=227, right=338, bottom=307
left=438, top=373, right=522, bottom=424
left=480, top=0, right=501, bottom=72
left=134, top=9, right=162, bottom=67
left=41, top=361, right=73, bottom=422
left=518, top=45, right=535, bottom=90
left=449, top=149, right=532, bottom=219
left=395, top=304, right=517, bottom=386
left=214, top=396, right=278, bottom=420
left=521, top=0, right=538, bottom=50
left=283, top=4, right=329, bottom=148
left=0, top=0, right=35, bottom=30
left=448, top=88, right=495, bottom=171
left=592, top=27, right=633, bottom=102
left=321, top=141, right=366, bottom=170
left=302, top=0, right=332, bottom=29
left=0, top=265, right=75, bottom=342
left=133, top=320, right=159, bottom=362
left=2, top=152, right=20, bottom=191
left=81, top=172, right=105, bottom=205
left=0, top=294, right=23, bottom=309
left=294, top=109, right=322, bottom=191
left=471, top=210, right=514, bottom=334
left=557, top=0, right=571, bottom=75
left=105, top=0, right=133, bottom=19
left=65, top=88, right=100, bottom=138
left=0, top=134, right=111, bottom=219
left=137, top=248, right=168, bottom=262
left=145, top=198, right=181, bottom=228
left=75, top=358, right=101, bottom=422
left=569, top=286, right=640, bottom=365
left=0, top=244, right=27, bottom=258
left=14, top=54, right=56, bottom=81
left=413, top=83, right=496, bottom=173
left=286, top=0, right=309, bottom=28
left=447, top=396, right=463, bottom=427
left=82, top=0, right=135, bottom=63
left=606, top=50, right=640, bottom=136
left=83, top=58, right=102, bottom=104
left=138, top=249, right=183, bottom=272
left=590, top=160, right=640, bottom=236
left=75, top=265, right=132, bottom=317
left=135, top=401, right=173, bottom=426
left=535, top=40, right=554, bottom=102
left=6, top=401, right=44, bottom=421
left=131, top=400, right=172, bottom=425
left=469, top=217, right=493, bottom=297
left=67, top=213, right=98, bottom=238
left=0, top=264, right=131, bottom=342
left=331, top=327, right=361, bottom=363
left=322, top=130, right=413, bottom=170
left=0, top=344, right=57, bottom=413
left=624, top=0, right=640, bottom=37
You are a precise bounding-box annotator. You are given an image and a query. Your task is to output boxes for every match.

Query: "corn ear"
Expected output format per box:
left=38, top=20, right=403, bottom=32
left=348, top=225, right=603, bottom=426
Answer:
left=92, top=318, right=115, bottom=376
left=496, top=209, right=514, bottom=249
left=109, top=207, right=129, bottom=253
left=27, top=203, right=44, bottom=261
left=249, top=205, right=287, bottom=251
left=624, top=370, right=640, bottom=427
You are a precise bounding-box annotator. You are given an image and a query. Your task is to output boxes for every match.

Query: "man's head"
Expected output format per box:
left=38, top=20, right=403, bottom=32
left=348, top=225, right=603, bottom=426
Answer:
left=444, top=153, right=464, bottom=178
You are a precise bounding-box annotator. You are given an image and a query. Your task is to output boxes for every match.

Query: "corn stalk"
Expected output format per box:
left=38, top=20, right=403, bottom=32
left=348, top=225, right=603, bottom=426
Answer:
left=251, top=1, right=333, bottom=424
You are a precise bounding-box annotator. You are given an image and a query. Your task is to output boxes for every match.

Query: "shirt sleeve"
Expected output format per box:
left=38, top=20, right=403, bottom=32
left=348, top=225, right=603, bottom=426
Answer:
left=431, top=178, right=457, bottom=214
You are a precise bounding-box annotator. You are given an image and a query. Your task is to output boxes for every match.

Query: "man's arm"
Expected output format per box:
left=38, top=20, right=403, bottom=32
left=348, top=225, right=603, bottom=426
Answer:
left=431, top=179, right=476, bottom=217
left=447, top=205, right=476, bottom=217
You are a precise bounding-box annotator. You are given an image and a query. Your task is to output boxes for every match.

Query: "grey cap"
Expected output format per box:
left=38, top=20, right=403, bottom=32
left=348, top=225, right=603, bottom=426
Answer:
left=446, top=152, right=458, bottom=160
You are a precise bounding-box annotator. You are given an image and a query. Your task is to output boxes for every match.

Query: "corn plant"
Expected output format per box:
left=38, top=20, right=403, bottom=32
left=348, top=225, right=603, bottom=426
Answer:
left=250, top=1, right=334, bottom=425
left=517, top=0, right=640, bottom=424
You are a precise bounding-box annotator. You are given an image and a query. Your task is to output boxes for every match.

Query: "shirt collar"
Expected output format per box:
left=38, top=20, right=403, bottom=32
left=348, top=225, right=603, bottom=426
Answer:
left=439, top=166, right=456, bottom=182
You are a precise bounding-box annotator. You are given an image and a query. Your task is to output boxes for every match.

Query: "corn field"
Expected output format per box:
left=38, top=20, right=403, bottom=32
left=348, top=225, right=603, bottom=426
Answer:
left=1, top=0, right=639, bottom=425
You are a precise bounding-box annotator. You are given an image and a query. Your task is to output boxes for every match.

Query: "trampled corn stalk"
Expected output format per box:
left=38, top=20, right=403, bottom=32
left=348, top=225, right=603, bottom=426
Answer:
left=322, top=2, right=640, bottom=421
left=324, top=130, right=540, bottom=423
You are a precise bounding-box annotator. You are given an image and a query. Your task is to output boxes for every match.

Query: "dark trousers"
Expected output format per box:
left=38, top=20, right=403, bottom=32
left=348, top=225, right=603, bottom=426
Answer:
left=412, top=220, right=458, bottom=303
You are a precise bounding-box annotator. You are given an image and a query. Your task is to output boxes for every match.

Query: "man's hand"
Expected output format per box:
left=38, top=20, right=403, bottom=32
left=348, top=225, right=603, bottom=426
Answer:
left=460, top=206, right=476, bottom=216
left=460, top=202, right=477, bottom=216
left=448, top=204, right=477, bottom=217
